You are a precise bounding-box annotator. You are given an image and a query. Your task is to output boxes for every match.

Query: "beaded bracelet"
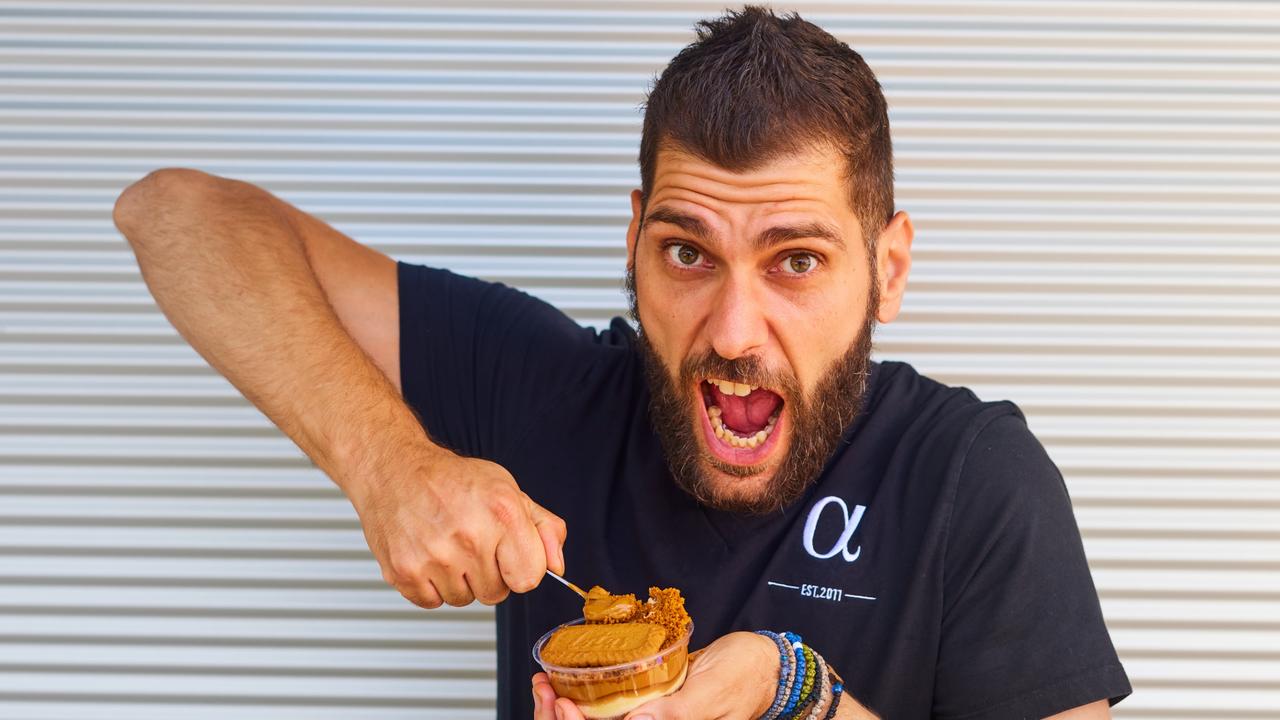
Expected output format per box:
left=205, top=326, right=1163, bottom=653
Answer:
left=822, top=683, right=843, bottom=720
left=753, top=632, right=844, bottom=720
left=795, top=650, right=821, bottom=720
left=755, top=631, right=804, bottom=720
left=777, top=633, right=802, bottom=719
left=754, top=631, right=793, bottom=720
left=803, top=653, right=830, bottom=720
left=822, top=668, right=845, bottom=720
left=781, top=640, right=808, bottom=716
left=785, top=644, right=822, bottom=720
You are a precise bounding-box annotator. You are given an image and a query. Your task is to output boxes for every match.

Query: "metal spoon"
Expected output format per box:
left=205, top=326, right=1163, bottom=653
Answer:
left=544, top=570, right=588, bottom=599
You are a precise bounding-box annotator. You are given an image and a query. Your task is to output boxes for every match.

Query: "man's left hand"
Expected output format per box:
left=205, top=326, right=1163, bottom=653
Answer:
left=532, top=631, right=778, bottom=720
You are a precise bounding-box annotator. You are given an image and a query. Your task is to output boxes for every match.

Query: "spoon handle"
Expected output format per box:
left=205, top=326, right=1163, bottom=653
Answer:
left=545, top=570, right=588, bottom=599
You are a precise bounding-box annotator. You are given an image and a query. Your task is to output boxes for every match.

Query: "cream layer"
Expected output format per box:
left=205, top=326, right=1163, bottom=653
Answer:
left=576, top=660, right=689, bottom=720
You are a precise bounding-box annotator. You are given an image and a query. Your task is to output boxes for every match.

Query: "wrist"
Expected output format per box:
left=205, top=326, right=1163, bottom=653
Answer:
left=329, top=413, right=451, bottom=513
left=750, top=631, right=786, bottom=718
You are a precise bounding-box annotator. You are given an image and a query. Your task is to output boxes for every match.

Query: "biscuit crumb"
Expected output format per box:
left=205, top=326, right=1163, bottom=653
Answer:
left=639, top=587, right=691, bottom=648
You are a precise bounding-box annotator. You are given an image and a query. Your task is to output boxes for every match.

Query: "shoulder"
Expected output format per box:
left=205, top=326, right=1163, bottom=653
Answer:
left=871, top=361, right=1064, bottom=519
left=865, top=360, right=1027, bottom=481
left=397, top=260, right=639, bottom=358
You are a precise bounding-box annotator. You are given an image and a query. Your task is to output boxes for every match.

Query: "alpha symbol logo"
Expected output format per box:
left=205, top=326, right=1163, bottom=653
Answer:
left=802, top=495, right=867, bottom=562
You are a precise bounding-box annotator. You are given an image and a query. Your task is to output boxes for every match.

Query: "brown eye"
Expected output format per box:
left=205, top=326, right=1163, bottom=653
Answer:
left=785, top=254, right=815, bottom=274
left=668, top=244, right=702, bottom=266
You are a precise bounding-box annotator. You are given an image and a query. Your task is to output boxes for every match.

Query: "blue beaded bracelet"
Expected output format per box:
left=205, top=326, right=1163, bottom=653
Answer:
left=781, top=641, right=808, bottom=717
left=754, top=631, right=792, bottom=720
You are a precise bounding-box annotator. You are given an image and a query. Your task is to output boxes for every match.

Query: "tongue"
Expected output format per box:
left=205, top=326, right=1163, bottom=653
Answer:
left=710, top=385, right=783, bottom=434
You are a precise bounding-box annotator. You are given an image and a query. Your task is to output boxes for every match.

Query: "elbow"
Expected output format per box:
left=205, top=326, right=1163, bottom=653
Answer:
left=113, top=167, right=216, bottom=246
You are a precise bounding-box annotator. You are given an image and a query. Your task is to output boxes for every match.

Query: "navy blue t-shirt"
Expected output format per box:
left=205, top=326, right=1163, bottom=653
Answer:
left=397, top=262, right=1131, bottom=719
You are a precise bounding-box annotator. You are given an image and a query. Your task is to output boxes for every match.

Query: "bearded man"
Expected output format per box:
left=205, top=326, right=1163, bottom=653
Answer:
left=113, top=7, right=1130, bottom=719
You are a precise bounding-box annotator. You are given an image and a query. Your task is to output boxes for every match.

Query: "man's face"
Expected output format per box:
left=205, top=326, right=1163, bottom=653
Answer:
left=626, top=145, right=885, bottom=514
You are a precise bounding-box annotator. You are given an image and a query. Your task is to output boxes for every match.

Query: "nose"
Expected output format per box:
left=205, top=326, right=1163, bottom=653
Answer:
left=704, top=272, right=769, bottom=360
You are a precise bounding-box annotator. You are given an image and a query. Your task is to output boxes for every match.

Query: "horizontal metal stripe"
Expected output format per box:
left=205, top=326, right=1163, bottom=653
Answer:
left=0, top=586, right=487, bottom=617
left=9, top=0, right=1279, bottom=21
left=5, top=70, right=1280, bottom=97
left=1031, top=650, right=1278, bottom=691
left=3, top=57, right=1279, bottom=87
left=1114, top=690, right=1280, bottom=717
left=4, top=17, right=1278, bottom=40
left=1102, top=598, right=1280, bottom=627
left=0, top=613, right=492, bottom=644
left=2, top=23, right=1279, bottom=49
left=0, top=672, right=494, bottom=703
left=0, top=524, right=362, bottom=550
left=0, top=641, right=494, bottom=672
left=1110, top=627, right=1280, bottom=657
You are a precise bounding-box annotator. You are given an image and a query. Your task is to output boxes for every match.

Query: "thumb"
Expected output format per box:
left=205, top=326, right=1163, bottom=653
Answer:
left=529, top=501, right=567, bottom=576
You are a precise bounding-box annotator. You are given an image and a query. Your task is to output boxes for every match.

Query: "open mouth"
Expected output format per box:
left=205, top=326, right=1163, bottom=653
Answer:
left=698, top=377, right=785, bottom=465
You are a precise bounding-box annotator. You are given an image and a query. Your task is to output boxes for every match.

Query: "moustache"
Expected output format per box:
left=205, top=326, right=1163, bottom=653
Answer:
left=679, top=350, right=800, bottom=401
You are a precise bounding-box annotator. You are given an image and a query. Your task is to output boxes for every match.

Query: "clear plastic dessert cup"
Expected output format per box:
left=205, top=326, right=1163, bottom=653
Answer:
left=533, top=618, right=695, bottom=720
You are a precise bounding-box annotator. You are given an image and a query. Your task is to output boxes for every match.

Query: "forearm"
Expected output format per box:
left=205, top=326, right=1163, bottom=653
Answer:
left=113, top=168, right=436, bottom=505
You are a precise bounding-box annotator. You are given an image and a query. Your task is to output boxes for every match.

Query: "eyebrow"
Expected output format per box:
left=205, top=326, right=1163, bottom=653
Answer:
left=642, top=206, right=846, bottom=252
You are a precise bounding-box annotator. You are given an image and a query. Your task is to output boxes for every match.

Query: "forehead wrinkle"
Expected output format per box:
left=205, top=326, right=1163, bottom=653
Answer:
left=642, top=206, right=715, bottom=244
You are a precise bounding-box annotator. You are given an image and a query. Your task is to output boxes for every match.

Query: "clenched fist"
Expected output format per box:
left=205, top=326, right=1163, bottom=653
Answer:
left=350, top=444, right=567, bottom=608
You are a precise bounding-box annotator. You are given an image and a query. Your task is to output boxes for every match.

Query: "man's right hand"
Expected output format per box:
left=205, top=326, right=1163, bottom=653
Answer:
left=351, top=446, right=567, bottom=608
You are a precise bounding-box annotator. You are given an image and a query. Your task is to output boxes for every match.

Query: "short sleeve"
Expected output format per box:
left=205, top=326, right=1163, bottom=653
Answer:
left=397, top=261, right=602, bottom=462
left=933, top=413, right=1132, bottom=719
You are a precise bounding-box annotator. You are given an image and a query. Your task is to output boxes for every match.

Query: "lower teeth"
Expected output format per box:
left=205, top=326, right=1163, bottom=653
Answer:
left=708, top=406, right=779, bottom=449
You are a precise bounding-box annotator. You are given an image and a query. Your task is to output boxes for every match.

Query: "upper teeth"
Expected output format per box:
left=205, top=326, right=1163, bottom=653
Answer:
left=709, top=378, right=756, bottom=397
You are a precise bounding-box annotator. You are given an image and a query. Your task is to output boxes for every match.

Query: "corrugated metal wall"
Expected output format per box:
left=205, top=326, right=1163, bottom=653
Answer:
left=2, top=1, right=1277, bottom=718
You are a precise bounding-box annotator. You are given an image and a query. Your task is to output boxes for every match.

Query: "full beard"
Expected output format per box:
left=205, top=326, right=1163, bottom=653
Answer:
left=627, top=268, right=879, bottom=515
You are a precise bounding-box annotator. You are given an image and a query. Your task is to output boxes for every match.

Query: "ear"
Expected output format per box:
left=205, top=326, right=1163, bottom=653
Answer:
left=874, top=210, right=914, bottom=324
left=625, top=188, right=644, bottom=271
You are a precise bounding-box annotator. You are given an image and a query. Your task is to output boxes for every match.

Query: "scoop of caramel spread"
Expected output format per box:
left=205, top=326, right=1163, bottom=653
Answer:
left=541, top=586, right=692, bottom=668
left=583, top=586, right=638, bottom=623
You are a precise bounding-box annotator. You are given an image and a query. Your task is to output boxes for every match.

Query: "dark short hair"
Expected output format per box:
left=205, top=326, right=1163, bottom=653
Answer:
left=639, top=6, right=894, bottom=251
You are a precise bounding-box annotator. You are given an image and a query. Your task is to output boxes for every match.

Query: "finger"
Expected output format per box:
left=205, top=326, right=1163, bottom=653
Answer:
left=398, top=578, right=444, bottom=610
left=531, top=673, right=558, bottom=720
left=416, top=579, right=444, bottom=609
left=554, top=697, right=587, bottom=720
left=383, top=564, right=436, bottom=610
left=529, top=502, right=568, bottom=576
left=465, top=564, right=510, bottom=606
left=496, top=504, right=547, bottom=593
left=430, top=565, right=475, bottom=607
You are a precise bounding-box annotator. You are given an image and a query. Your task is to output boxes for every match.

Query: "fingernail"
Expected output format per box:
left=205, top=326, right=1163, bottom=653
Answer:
left=554, top=704, right=565, bottom=720
left=557, top=547, right=565, bottom=573
left=532, top=688, right=540, bottom=714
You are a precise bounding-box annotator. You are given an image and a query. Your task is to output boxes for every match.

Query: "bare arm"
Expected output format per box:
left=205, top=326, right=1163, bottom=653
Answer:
left=113, top=168, right=565, bottom=606
left=114, top=168, right=404, bottom=502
